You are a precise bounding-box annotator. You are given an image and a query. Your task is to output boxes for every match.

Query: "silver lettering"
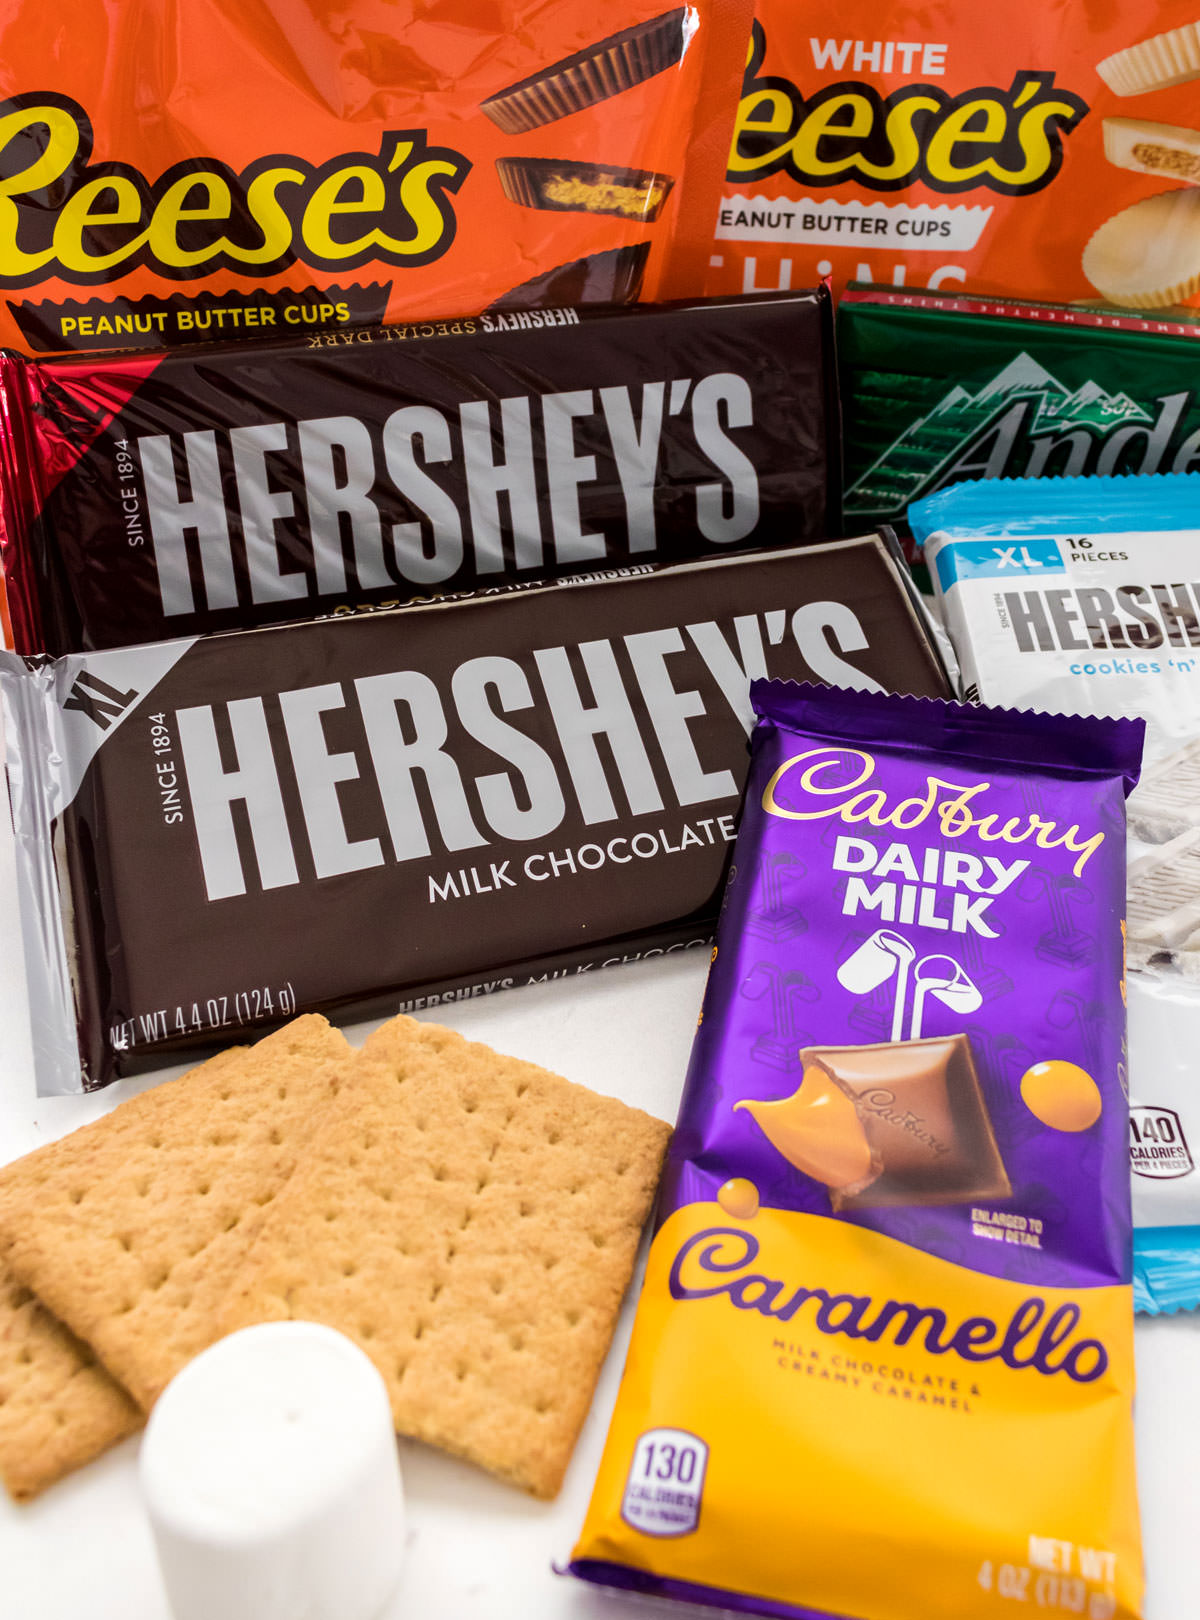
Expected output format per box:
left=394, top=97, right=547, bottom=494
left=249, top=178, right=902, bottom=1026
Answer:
left=229, top=422, right=307, bottom=605
left=354, top=669, right=484, bottom=861
left=691, top=373, right=759, bottom=544
left=297, top=415, right=389, bottom=594
left=459, top=396, right=543, bottom=572
left=176, top=699, right=298, bottom=899
left=140, top=431, right=237, bottom=615
left=381, top=405, right=465, bottom=585
left=278, top=682, right=384, bottom=878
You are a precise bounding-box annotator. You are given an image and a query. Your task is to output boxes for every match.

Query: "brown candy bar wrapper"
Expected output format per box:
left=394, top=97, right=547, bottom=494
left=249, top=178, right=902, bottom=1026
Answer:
left=0, top=290, right=839, bottom=655
left=0, top=538, right=950, bottom=1094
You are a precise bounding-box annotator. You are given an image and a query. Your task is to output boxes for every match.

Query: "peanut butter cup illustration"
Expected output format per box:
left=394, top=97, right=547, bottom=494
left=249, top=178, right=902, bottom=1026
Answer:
left=1098, top=18, right=1200, bottom=96
left=496, top=157, right=675, bottom=221
left=481, top=9, right=690, bottom=133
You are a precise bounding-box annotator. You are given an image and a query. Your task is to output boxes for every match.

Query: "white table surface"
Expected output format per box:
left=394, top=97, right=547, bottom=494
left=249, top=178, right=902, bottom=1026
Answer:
left=0, top=793, right=1195, bottom=1620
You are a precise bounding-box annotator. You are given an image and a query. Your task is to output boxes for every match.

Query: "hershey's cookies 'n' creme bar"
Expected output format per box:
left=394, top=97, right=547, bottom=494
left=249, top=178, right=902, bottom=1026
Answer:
left=1128, top=827, right=1200, bottom=954
left=1130, top=739, right=1200, bottom=844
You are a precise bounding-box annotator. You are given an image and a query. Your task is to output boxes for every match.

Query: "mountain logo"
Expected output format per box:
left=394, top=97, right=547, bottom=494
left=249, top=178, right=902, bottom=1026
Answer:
left=845, top=352, right=1191, bottom=517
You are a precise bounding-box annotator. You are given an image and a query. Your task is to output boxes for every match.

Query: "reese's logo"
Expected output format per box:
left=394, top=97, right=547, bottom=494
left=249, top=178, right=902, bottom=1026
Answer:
left=729, top=23, right=1088, bottom=196
left=0, top=92, right=471, bottom=288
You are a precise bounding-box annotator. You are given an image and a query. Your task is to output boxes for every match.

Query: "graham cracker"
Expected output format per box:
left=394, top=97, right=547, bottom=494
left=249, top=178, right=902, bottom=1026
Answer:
left=0, top=1261, right=141, bottom=1500
left=220, top=1014, right=671, bottom=1498
left=0, top=1016, right=353, bottom=1412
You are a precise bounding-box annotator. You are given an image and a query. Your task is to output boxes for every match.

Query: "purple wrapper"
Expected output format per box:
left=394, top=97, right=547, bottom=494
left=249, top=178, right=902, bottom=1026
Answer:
left=573, top=682, right=1145, bottom=1620
left=664, top=682, right=1143, bottom=1290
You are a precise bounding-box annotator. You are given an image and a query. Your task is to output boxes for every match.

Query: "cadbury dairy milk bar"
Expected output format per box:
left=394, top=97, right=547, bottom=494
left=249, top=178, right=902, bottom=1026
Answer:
left=0, top=289, right=840, bottom=655
left=838, top=285, right=1200, bottom=536
left=0, top=538, right=949, bottom=1094
left=573, top=684, right=1144, bottom=1620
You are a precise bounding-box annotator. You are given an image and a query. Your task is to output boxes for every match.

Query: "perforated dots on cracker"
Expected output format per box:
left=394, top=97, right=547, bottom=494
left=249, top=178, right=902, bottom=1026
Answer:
left=220, top=1014, right=671, bottom=1499
left=0, top=1263, right=141, bottom=1500
left=0, top=1017, right=352, bottom=1411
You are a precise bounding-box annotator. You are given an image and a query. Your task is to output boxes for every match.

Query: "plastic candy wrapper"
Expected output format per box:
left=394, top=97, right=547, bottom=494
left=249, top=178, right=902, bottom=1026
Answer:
left=838, top=286, right=1200, bottom=537
left=0, top=288, right=839, bottom=654
left=910, top=473, right=1200, bottom=1313
left=0, top=538, right=951, bottom=1094
left=704, top=1, right=1200, bottom=307
left=572, top=681, right=1143, bottom=1620
left=0, top=0, right=754, bottom=356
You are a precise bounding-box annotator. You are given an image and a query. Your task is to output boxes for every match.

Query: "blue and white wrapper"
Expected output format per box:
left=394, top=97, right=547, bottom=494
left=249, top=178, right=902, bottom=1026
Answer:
left=911, top=472, right=1200, bottom=1315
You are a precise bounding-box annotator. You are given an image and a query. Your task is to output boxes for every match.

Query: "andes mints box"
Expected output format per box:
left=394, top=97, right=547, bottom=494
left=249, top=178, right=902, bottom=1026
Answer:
left=0, top=288, right=839, bottom=655
left=0, top=537, right=948, bottom=1093
left=838, top=284, right=1200, bottom=536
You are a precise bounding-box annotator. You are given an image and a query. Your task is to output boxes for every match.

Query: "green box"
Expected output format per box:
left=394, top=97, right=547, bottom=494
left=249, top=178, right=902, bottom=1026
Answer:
left=839, top=285, right=1200, bottom=534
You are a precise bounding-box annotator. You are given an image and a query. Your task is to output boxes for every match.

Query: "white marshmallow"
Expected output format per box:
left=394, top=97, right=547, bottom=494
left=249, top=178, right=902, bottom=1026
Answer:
left=139, top=1321, right=405, bottom=1620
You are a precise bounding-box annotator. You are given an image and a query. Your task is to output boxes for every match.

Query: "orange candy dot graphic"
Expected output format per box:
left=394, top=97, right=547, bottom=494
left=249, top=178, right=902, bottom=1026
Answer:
left=717, top=1178, right=760, bottom=1220
left=1019, top=1061, right=1102, bottom=1132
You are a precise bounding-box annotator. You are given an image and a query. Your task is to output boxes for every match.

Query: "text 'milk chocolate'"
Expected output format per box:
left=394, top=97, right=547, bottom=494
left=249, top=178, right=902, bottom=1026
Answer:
left=1, top=538, right=946, bottom=1093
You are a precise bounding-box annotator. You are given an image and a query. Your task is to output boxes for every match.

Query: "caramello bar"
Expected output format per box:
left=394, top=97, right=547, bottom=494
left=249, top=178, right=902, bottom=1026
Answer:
left=838, top=285, right=1200, bottom=534
left=572, top=682, right=1144, bottom=1620
left=0, top=290, right=839, bottom=655
left=0, top=538, right=950, bottom=1095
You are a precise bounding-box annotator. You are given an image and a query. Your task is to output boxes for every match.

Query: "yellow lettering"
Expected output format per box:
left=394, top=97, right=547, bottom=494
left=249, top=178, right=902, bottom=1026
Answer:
left=973, top=813, right=1039, bottom=846
left=390, top=158, right=458, bottom=255
left=228, top=166, right=304, bottom=265
left=1006, top=96, right=1081, bottom=188
left=936, top=785, right=989, bottom=839
left=855, top=95, right=940, bottom=183
left=924, top=98, right=1009, bottom=184
left=0, top=103, right=80, bottom=196
left=762, top=755, right=1102, bottom=873
left=148, top=171, right=233, bottom=269
left=727, top=88, right=795, bottom=175
left=52, top=174, right=148, bottom=274
left=842, top=790, right=889, bottom=825
left=301, top=165, right=387, bottom=259
left=888, top=778, right=942, bottom=830
left=789, top=94, right=874, bottom=179
left=1033, top=821, right=1104, bottom=876
left=0, top=103, right=82, bottom=278
left=762, top=748, right=874, bottom=818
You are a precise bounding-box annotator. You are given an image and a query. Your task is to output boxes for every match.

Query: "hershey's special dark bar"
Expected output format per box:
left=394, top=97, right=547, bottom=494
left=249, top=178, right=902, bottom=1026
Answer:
left=0, top=289, right=840, bottom=655
left=1, top=537, right=947, bottom=1093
